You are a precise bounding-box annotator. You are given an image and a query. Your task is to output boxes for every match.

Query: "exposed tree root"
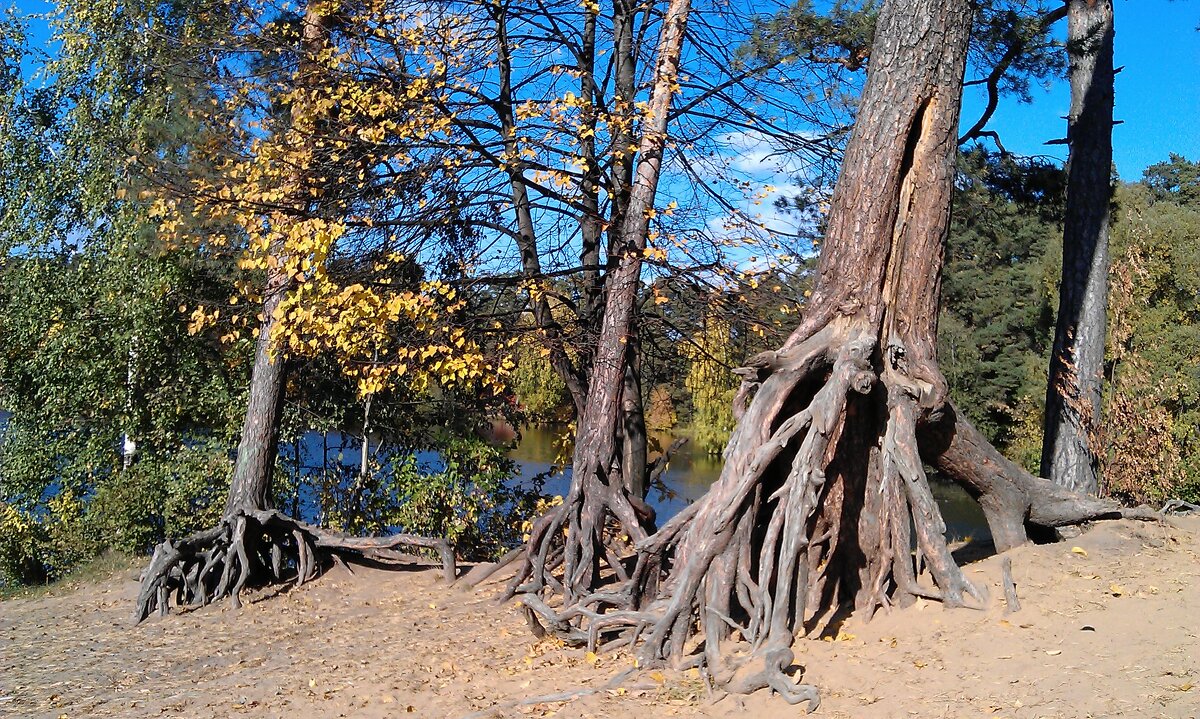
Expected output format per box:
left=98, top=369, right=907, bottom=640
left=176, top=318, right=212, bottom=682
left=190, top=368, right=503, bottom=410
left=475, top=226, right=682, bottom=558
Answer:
left=133, top=508, right=455, bottom=624
left=506, top=474, right=649, bottom=605
left=498, top=436, right=689, bottom=600
left=509, top=325, right=1162, bottom=708
left=1162, top=499, right=1199, bottom=515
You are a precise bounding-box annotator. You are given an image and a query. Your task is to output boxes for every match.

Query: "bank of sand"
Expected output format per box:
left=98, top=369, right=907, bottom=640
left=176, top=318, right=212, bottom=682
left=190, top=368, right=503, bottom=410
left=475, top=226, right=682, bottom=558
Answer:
left=1, top=517, right=1196, bottom=719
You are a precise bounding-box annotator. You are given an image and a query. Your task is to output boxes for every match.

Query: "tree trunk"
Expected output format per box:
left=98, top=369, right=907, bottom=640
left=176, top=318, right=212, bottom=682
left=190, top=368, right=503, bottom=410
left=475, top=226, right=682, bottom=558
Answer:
left=225, top=267, right=289, bottom=514
left=511, top=0, right=691, bottom=603
left=1041, top=0, right=1114, bottom=495
left=620, top=331, right=649, bottom=500
left=514, top=0, right=1153, bottom=704
left=493, top=1, right=588, bottom=417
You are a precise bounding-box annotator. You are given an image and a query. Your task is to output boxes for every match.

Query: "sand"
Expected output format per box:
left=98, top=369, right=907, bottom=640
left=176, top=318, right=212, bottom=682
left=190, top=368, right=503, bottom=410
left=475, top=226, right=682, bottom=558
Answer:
left=1, top=517, right=1196, bottom=719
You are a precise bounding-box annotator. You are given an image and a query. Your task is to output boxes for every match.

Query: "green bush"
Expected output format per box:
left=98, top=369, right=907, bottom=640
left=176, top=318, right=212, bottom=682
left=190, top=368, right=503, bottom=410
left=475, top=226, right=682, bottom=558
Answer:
left=87, top=441, right=232, bottom=555
left=383, top=437, right=541, bottom=560
left=0, top=440, right=232, bottom=587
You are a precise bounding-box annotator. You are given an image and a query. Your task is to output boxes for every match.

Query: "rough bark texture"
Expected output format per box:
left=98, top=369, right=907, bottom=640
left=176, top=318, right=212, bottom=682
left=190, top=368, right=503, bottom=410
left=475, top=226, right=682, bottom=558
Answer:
left=510, top=0, right=691, bottom=603
left=510, top=0, right=1155, bottom=706
left=1041, top=0, right=1114, bottom=495
left=225, top=265, right=290, bottom=514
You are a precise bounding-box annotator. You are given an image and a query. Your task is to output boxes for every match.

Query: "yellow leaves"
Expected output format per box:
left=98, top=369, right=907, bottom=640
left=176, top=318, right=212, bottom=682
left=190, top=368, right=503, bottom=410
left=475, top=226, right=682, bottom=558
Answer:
left=1071, top=546, right=1089, bottom=558
left=643, top=246, right=667, bottom=262
left=187, top=306, right=220, bottom=335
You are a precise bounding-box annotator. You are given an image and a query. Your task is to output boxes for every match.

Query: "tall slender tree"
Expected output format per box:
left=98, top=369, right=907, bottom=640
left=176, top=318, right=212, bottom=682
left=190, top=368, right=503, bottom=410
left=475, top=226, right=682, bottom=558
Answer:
left=511, top=0, right=693, bottom=604
left=132, top=0, right=482, bottom=620
left=1042, top=0, right=1115, bottom=494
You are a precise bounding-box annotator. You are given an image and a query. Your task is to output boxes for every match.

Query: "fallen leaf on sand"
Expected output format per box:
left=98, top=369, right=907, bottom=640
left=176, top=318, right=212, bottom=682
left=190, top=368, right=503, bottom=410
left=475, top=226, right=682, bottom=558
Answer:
left=1071, top=547, right=1088, bottom=558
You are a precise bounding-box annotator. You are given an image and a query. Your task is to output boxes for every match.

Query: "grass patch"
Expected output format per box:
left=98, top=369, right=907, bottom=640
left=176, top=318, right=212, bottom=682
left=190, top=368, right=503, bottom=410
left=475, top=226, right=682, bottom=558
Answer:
left=0, top=550, right=142, bottom=601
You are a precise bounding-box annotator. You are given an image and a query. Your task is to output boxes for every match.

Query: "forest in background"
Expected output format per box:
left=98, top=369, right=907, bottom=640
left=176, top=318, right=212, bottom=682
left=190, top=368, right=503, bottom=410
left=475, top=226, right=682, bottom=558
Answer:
left=0, top=0, right=1195, bottom=591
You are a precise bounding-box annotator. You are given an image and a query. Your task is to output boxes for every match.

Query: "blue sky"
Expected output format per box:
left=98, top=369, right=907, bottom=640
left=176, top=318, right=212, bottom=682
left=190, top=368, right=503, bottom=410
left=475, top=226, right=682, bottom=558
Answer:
left=961, top=0, right=1200, bottom=179
left=10, top=0, right=1197, bottom=181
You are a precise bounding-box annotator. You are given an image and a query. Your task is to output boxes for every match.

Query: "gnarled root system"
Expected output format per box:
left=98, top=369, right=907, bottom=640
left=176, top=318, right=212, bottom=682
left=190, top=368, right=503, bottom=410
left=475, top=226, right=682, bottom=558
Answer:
left=511, top=326, right=1159, bottom=708
left=133, top=508, right=455, bottom=623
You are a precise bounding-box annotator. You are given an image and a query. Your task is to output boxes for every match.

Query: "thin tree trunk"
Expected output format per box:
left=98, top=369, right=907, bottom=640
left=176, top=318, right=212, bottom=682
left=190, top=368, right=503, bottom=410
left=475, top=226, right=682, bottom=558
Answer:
left=492, top=2, right=587, bottom=416
left=512, top=0, right=691, bottom=603
left=620, top=331, right=649, bottom=499
left=609, top=0, right=649, bottom=501
left=225, top=268, right=290, bottom=513
left=1041, top=0, right=1114, bottom=495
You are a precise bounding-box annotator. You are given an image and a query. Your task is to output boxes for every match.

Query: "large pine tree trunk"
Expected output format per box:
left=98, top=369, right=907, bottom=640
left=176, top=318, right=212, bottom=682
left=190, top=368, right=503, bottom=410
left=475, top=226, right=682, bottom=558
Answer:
left=514, top=0, right=1153, bottom=704
left=1041, top=0, right=1114, bottom=495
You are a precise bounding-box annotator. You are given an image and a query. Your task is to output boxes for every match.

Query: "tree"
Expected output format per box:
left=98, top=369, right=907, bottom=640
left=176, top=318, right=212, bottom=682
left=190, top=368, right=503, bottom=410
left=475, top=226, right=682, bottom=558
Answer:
left=513, top=0, right=1152, bottom=704
left=510, top=0, right=693, bottom=604
left=1041, top=0, right=1115, bottom=494
left=683, top=311, right=739, bottom=454
left=131, top=1, right=498, bottom=619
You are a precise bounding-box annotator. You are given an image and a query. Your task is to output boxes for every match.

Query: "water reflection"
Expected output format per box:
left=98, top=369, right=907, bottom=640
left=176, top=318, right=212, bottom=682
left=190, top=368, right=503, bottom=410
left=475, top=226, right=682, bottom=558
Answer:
left=508, top=424, right=990, bottom=543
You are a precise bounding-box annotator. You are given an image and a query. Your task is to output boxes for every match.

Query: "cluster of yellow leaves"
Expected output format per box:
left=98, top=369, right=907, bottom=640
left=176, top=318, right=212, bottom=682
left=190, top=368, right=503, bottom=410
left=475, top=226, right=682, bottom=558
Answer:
left=279, top=265, right=502, bottom=398
left=146, top=5, right=509, bottom=401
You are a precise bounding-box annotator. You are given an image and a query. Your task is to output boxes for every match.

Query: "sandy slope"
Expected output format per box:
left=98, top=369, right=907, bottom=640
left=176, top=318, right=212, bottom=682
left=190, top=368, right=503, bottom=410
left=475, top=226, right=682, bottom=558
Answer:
left=1, top=517, right=1196, bottom=719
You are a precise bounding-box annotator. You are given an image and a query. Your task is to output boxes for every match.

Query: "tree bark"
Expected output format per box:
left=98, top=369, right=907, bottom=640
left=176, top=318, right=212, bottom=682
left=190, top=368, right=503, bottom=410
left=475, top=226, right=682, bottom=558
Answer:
left=225, top=267, right=290, bottom=514
left=1041, top=0, right=1114, bottom=495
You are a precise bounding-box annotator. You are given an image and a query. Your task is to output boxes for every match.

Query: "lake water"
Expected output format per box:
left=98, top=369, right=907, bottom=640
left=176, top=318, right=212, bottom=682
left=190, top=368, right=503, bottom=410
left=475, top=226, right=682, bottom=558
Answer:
left=506, top=424, right=991, bottom=542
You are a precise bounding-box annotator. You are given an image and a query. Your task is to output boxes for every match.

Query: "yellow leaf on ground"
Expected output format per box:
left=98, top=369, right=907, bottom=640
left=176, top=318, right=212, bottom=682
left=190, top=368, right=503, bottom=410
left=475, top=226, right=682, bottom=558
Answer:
left=1071, top=546, right=1088, bottom=557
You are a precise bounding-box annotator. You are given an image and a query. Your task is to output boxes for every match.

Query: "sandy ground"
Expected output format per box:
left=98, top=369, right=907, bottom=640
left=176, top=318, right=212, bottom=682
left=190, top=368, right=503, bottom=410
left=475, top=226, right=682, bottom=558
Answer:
left=1, top=517, right=1197, bottom=719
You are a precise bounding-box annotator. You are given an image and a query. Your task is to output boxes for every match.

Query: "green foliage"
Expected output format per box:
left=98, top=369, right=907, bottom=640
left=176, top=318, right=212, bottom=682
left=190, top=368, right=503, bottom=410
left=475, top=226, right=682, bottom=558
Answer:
left=940, top=150, right=1062, bottom=458
left=684, top=314, right=739, bottom=455
left=1103, top=181, right=1200, bottom=504
left=0, top=442, right=233, bottom=587
left=87, top=442, right=232, bottom=554
left=1143, top=154, right=1200, bottom=206
left=380, top=437, right=540, bottom=561
left=745, top=0, right=877, bottom=69
left=508, top=334, right=570, bottom=421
